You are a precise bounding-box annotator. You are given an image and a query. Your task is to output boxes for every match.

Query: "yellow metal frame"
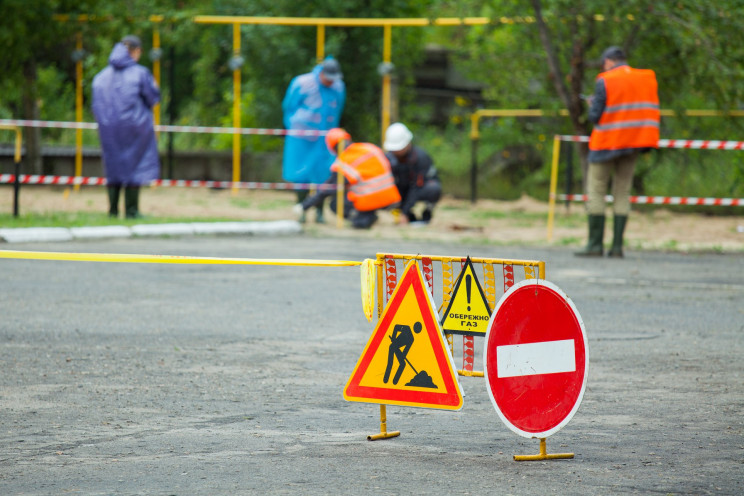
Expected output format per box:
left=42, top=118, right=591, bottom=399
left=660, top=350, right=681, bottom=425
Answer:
left=1, top=125, right=24, bottom=217
left=469, top=108, right=744, bottom=240
left=364, top=252, right=546, bottom=441
left=335, top=139, right=346, bottom=228
left=231, top=23, right=242, bottom=194
left=513, top=437, right=574, bottom=461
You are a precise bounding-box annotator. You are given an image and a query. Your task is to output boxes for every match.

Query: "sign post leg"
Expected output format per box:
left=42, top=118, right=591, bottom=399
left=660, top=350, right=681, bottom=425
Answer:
left=513, top=438, right=574, bottom=461
left=367, top=405, right=400, bottom=441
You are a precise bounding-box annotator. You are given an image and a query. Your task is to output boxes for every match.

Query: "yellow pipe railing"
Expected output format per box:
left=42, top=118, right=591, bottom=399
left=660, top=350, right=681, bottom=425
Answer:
left=152, top=20, right=162, bottom=136
left=546, top=135, right=561, bottom=241
left=74, top=31, right=84, bottom=191
left=231, top=23, right=242, bottom=194
left=1, top=125, right=23, bottom=216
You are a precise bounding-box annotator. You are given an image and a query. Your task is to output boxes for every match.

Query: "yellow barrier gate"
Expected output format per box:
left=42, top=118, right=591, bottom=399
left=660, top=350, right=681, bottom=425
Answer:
left=366, top=252, right=545, bottom=440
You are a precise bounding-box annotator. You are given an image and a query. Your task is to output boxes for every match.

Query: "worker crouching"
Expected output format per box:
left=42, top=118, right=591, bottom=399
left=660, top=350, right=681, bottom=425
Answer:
left=298, top=128, right=401, bottom=229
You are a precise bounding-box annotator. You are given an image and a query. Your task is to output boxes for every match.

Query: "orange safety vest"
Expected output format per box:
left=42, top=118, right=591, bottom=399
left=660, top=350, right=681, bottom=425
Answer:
left=589, top=66, right=660, bottom=151
left=331, top=143, right=401, bottom=212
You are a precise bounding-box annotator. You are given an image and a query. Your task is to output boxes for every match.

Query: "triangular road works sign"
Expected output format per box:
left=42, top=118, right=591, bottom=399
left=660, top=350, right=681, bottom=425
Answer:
left=344, top=260, right=463, bottom=410
left=441, top=257, right=492, bottom=336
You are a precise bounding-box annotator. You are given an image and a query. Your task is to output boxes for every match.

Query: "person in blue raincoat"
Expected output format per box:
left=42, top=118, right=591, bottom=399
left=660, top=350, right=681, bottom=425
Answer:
left=92, top=35, right=160, bottom=218
left=282, top=57, right=346, bottom=223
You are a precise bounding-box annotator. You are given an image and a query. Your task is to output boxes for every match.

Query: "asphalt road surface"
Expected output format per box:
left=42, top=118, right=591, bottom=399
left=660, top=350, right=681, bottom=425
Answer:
left=1, top=235, right=742, bottom=495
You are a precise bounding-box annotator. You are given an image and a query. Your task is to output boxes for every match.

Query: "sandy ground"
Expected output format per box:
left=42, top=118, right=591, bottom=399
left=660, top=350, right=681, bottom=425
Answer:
left=3, top=185, right=744, bottom=252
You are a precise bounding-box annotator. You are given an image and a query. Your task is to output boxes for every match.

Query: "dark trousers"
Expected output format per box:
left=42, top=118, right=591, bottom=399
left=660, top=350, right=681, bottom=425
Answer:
left=401, top=180, right=442, bottom=220
left=329, top=197, right=378, bottom=229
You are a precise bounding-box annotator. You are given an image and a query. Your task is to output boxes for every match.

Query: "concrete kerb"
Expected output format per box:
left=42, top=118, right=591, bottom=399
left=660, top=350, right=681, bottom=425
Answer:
left=0, top=220, right=302, bottom=243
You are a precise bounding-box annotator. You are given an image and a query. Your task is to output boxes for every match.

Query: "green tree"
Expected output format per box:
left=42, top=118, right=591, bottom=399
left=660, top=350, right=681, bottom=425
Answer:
left=0, top=0, right=102, bottom=172
left=429, top=0, right=744, bottom=197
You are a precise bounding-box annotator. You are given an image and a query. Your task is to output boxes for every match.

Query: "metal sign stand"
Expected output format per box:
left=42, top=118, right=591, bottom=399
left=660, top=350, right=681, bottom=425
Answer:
left=367, top=405, right=400, bottom=441
left=513, top=438, right=574, bottom=461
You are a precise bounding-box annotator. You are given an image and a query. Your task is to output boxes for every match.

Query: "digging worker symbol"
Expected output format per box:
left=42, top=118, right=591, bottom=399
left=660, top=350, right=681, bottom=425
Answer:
left=384, top=322, right=437, bottom=388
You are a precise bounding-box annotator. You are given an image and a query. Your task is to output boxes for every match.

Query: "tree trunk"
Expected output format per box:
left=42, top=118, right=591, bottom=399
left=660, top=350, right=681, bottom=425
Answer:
left=530, top=0, right=594, bottom=191
left=22, top=61, right=42, bottom=174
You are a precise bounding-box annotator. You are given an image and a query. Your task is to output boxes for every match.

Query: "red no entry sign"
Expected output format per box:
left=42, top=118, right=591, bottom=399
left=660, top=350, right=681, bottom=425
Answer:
left=484, top=279, right=588, bottom=438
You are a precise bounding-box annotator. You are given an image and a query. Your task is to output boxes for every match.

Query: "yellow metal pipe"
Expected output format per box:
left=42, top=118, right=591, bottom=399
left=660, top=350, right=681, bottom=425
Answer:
left=316, top=24, right=325, bottom=63
left=376, top=254, right=385, bottom=318
left=458, top=370, right=484, bottom=377
left=232, top=23, right=241, bottom=195
left=367, top=404, right=400, bottom=441
left=14, top=128, right=21, bottom=164
left=336, top=139, right=346, bottom=229
left=74, top=31, right=84, bottom=192
left=538, top=260, right=546, bottom=279
left=546, top=135, right=561, bottom=242
left=433, top=17, right=490, bottom=26
left=514, top=437, right=574, bottom=461
left=194, top=15, right=430, bottom=27
left=470, top=112, right=480, bottom=140
left=152, top=25, right=161, bottom=137
left=376, top=253, right=544, bottom=269
left=381, top=24, right=392, bottom=140
left=14, top=127, right=22, bottom=163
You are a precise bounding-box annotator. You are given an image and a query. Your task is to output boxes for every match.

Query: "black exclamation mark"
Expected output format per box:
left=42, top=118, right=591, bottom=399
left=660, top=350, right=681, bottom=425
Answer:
left=466, top=274, right=472, bottom=311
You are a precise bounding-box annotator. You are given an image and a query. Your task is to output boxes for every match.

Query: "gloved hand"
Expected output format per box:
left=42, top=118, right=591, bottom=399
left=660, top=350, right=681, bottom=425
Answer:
left=292, top=203, right=305, bottom=215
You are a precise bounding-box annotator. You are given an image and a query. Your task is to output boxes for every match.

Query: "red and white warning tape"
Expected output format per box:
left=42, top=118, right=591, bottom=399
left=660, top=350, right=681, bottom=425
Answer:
left=0, top=174, right=337, bottom=191
left=0, top=119, right=327, bottom=137
left=557, top=135, right=744, bottom=150
left=558, top=193, right=743, bottom=207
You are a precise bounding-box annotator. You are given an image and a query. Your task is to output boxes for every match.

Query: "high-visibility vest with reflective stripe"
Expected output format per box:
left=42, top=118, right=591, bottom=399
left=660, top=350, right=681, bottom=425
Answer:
left=331, top=143, right=401, bottom=212
left=589, top=66, right=660, bottom=151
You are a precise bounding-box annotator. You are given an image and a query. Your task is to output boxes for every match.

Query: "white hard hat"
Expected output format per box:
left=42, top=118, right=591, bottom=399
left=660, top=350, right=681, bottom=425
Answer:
left=383, top=122, right=413, bottom=152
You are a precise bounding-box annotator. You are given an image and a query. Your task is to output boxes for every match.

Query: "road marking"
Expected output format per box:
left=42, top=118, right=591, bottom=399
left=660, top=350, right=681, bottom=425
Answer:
left=496, top=339, right=576, bottom=378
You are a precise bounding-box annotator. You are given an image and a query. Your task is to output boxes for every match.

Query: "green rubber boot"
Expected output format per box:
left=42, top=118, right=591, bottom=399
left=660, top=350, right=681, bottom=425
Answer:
left=107, top=186, right=121, bottom=217
left=124, top=187, right=141, bottom=219
left=575, top=215, right=605, bottom=257
left=608, top=215, right=628, bottom=258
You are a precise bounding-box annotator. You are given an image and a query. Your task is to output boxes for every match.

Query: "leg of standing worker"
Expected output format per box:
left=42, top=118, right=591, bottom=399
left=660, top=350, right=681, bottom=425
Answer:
left=575, top=161, right=610, bottom=256
left=107, top=185, right=121, bottom=217
left=608, top=153, right=637, bottom=258
left=124, top=186, right=141, bottom=219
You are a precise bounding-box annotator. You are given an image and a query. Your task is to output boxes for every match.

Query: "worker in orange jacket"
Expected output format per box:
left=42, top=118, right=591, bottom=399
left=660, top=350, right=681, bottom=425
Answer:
left=577, top=46, right=660, bottom=258
left=298, top=128, right=401, bottom=229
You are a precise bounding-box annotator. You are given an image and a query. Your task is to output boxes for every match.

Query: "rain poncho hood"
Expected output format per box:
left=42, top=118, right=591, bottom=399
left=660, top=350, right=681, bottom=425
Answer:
left=281, top=60, right=346, bottom=183
left=92, top=42, right=161, bottom=185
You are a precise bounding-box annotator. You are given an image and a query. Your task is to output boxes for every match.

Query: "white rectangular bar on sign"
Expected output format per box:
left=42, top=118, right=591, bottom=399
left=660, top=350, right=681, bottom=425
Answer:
left=496, top=339, right=576, bottom=378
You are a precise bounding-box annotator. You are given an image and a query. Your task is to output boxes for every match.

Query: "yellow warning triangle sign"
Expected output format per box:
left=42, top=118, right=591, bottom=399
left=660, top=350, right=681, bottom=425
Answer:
left=344, top=260, right=463, bottom=410
left=440, top=257, right=492, bottom=336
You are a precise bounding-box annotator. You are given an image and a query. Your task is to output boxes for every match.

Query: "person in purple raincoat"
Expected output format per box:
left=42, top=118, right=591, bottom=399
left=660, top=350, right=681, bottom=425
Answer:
left=282, top=57, right=345, bottom=223
left=92, top=35, right=160, bottom=218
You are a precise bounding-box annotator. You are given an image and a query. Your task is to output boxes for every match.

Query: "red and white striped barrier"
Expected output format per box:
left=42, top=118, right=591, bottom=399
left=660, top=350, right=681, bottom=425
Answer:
left=0, top=173, right=337, bottom=191
left=557, top=193, right=743, bottom=207
left=0, top=119, right=327, bottom=137
left=557, top=135, right=744, bottom=150
left=0, top=174, right=106, bottom=186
